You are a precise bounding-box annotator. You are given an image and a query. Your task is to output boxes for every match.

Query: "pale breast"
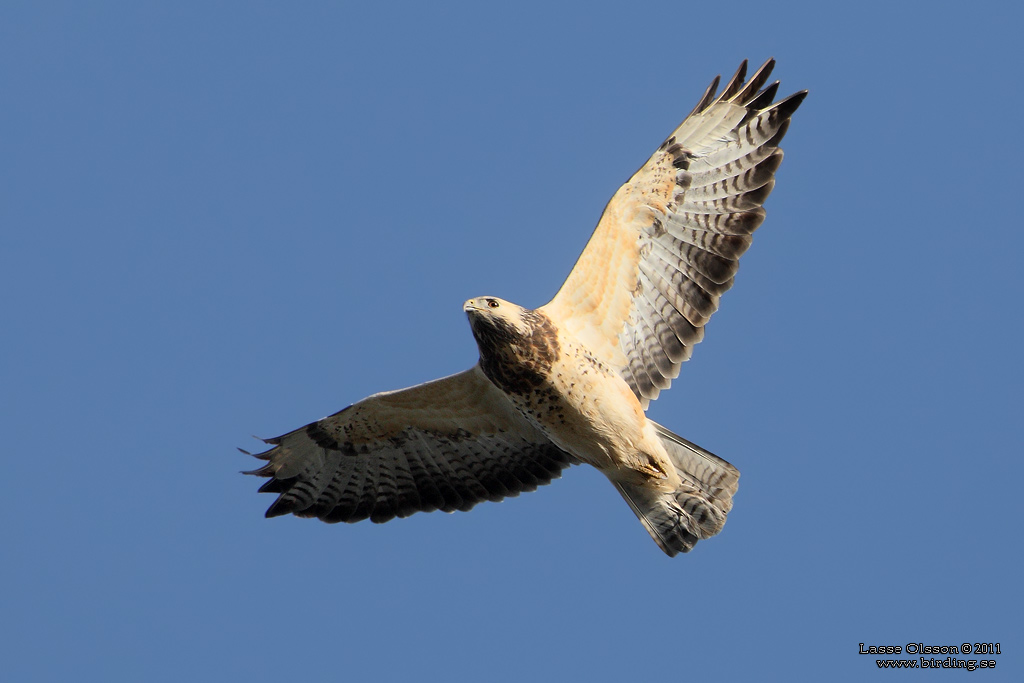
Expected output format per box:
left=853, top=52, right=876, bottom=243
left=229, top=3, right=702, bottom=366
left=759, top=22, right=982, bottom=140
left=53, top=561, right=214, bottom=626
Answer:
left=509, top=334, right=652, bottom=472
left=470, top=305, right=656, bottom=472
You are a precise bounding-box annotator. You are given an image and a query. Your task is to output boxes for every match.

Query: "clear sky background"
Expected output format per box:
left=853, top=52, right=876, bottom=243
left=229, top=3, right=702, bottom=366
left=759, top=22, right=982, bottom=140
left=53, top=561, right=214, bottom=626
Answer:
left=3, top=1, right=1021, bottom=681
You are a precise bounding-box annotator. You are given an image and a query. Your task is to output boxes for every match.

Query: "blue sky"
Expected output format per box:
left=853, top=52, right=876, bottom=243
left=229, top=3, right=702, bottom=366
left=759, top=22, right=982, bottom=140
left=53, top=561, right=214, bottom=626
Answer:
left=3, top=1, right=1021, bottom=681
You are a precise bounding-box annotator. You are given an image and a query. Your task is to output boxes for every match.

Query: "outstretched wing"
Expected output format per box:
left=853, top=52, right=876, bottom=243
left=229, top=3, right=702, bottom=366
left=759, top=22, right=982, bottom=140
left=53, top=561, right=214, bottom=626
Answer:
left=244, top=365, right=575, bottom=523
left=541, top=59, right=806, bottom=408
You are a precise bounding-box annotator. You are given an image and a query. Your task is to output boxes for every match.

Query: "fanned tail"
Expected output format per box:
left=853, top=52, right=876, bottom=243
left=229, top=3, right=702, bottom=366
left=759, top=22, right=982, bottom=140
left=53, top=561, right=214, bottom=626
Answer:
left=615, top=422, right=739, bottom=556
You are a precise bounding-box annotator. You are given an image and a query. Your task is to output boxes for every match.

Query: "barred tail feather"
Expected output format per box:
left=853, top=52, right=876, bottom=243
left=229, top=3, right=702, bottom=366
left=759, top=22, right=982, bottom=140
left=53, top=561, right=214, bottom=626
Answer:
left=615, top=422, right=739, bottom=556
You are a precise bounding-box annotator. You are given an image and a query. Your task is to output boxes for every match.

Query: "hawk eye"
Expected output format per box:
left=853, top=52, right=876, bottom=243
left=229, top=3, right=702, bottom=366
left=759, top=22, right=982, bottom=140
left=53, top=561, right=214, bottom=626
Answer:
left=487, top=299, right=499, bottom=309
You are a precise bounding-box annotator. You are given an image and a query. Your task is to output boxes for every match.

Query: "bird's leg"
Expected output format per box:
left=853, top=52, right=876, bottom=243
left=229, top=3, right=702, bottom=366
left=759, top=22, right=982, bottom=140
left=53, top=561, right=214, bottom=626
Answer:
left=635, top=453, right=670, bottom=481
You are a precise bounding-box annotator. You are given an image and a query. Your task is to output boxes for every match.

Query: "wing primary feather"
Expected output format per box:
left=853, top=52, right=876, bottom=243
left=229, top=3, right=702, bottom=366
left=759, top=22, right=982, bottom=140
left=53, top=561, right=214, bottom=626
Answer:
left=716, top=60, right=749, bottom=104
left=764, top=90, right=808, bottom=121
left=683, top=153, right=781, bottom=201
left=732, top=58, right=776, bottom=105
left=243, top=463, right=275, bottom=477
left=685, top=75, right=721, bottom=119
left=745, top=81, right=780, bottom=112
left=260, top=476, right=296, bottom=496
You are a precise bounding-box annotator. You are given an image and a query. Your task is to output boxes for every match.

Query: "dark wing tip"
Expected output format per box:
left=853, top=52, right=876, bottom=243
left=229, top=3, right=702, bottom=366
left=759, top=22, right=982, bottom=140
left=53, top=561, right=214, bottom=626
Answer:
left=687, top=74, right=721, bottom=118
left=238, top=435, right=277, bottom=459
left=258, top=476, right=296, bottom=495
left=745, top=81, right=780, bottom=112
left=717, top=60, right=749, bottom=103
left=265, top=503, right=291, bottom=519
left=772, top=90, right=808, bottom=119
left=733, top=58, right=777, bottom=105
left=241, top=463, right=275, bottom=477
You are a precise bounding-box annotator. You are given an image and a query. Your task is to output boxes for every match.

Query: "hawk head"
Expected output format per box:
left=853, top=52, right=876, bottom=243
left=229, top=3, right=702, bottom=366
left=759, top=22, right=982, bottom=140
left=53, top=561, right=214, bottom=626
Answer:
left=463, top=297, right=530, bottom=339
left=464, top=297, right=560, bottom=394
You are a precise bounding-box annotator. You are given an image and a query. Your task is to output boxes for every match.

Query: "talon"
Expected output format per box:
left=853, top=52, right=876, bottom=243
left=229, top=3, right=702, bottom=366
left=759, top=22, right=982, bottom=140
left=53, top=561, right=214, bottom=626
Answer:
left=638, top=459, right=669, bottom=480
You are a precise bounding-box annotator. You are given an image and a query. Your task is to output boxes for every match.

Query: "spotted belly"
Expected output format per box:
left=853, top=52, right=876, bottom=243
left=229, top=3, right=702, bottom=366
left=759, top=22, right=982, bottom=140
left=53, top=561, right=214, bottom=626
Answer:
left=502, top=344, right=652, bottom=473
left=469, top=304, right=657, bottom=473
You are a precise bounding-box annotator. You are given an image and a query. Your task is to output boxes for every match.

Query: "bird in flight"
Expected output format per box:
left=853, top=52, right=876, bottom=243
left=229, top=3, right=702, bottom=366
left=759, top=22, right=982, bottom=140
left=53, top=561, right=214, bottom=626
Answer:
left=244, top=59, right=806, bottom=556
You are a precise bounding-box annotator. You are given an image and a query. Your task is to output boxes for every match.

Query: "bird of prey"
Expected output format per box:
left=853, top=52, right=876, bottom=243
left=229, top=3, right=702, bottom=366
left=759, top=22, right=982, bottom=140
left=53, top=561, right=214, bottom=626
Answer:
left=244, top=59, right=805, bottom=556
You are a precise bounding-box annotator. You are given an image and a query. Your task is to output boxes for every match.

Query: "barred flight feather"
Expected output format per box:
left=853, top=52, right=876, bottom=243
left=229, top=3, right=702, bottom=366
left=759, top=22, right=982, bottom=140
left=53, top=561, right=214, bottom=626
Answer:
left=544, top=58, right=805, bottom=405
left=247, top=367, right=576, bottom=524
